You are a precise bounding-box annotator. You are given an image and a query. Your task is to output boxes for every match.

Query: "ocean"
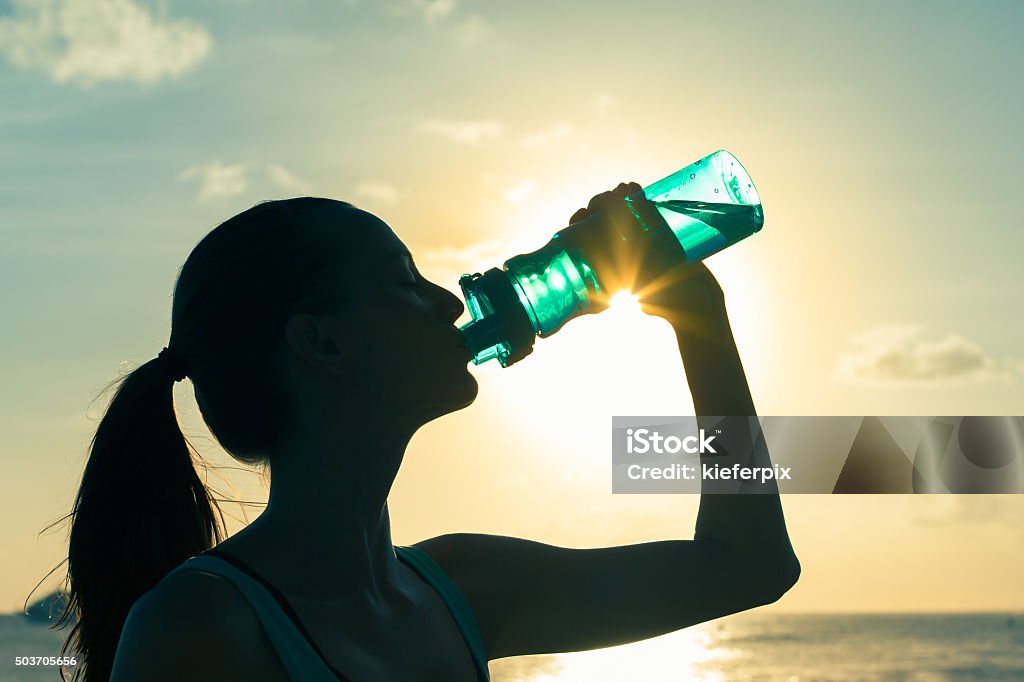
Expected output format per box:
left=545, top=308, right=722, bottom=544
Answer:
left=2, top=612, right=1022, bottom=681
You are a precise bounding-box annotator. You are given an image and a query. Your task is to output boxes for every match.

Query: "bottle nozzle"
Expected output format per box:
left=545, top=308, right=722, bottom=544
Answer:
left=458, top=270, right=536, bottom=367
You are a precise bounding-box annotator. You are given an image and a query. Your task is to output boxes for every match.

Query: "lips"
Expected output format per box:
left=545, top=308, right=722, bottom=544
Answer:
left=451, top=329, right=473, bottom=361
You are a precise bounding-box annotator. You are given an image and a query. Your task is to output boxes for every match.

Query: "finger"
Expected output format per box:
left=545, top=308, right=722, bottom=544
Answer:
left=591, top=183, right=642, bottom=212
left=585, top=181, right=644, bottom=216
left=587, top=190, right=618, bottom=212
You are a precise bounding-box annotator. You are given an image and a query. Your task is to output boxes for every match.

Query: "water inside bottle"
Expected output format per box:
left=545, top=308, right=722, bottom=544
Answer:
left=648, top=199, right=764, bottom=262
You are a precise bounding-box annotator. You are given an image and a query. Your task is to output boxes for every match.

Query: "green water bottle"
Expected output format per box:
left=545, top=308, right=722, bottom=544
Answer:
left=459, top=149, right=763, bottom=367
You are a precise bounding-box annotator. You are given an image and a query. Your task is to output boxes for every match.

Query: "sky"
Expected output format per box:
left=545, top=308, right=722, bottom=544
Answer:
left=1, top=0, right=1023, bottom=629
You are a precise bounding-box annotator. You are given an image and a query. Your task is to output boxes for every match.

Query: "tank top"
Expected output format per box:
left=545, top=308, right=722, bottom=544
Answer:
left=162, top=545, right=490, bottom=681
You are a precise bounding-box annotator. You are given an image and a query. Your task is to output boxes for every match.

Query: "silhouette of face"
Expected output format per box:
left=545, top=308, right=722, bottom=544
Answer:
left=306, top=203, right=478, bottom=427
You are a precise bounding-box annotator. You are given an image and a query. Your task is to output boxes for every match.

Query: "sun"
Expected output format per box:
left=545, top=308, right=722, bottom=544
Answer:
left=607, top=289, right=641, bottom=314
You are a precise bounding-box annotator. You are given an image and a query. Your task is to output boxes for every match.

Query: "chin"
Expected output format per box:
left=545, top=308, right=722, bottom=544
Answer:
left=449, top=371, right=479, bottom=410
left=416, top=374, right=479, bottom=424
left=445, top=371, right=480, bottom=413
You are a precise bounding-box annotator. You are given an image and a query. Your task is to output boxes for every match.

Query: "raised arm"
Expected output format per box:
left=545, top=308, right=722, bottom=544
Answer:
left=585, top=181, right=798, bottom=569
left=658, top=260, right=799, bottom=571
left=416, top=183, right=799, bottom=662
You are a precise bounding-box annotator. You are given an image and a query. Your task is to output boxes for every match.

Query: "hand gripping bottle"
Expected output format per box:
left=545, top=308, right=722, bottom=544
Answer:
left=459, top=149, right=763, bottom=367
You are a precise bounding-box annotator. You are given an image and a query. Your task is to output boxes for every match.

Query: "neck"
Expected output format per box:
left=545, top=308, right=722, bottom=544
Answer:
left=230, top=409, right=419, bottom=608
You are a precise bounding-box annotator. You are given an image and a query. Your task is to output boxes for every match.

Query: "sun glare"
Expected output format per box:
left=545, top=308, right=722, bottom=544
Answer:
left=607, top=289, right=641, bottom=313
left=481, top=281, right=691, bottom=478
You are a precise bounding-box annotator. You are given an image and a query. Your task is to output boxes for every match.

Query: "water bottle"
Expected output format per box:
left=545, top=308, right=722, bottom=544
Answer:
left=459, top=149, right=763, bottom=367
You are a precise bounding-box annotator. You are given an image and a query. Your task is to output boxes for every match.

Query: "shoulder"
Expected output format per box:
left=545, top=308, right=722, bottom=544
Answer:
left=412, top=533, right=564, bottom=658
left=111, top=563, right=288, bottom=682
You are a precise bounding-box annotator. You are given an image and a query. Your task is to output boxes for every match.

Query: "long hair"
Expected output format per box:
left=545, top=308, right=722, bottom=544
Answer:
left=47, top=197, right=358, bottom=681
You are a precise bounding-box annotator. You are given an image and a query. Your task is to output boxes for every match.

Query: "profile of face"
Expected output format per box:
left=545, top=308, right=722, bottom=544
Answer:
left=281, top=203, right=478, bottom=432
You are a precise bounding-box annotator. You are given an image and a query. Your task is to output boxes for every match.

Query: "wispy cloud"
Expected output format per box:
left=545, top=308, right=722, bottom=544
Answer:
left=0, top=0, right=211, bottom=87
left=504, top=179, right=536, bottom=203
left=455, top=14, right=493, bottom=46
left=417, top=119, right=503, bottom=145
left=416, top=239, right=508, bottom=285
left=835, top=325, right=1018, bottom=386
left=520, top=122, right=573, bottom=148
left=385, top=1, right=497, bottom=48
left=911, top=496, right=1021, bottom=530
left=355, top=181, right=399, bottom=204
left=178, top=162, right=311, bottom=202
left=178, top=162, right=247, bottom=202
left=398, top=0, right=456, bottom=24
left=265, top=164, right=312, bottom=194
left=594, top=93, right=615, bottom=116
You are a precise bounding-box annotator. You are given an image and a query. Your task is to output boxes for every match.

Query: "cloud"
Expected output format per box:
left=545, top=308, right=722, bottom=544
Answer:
left=911, top=496, right=1017, bottom=528
left=409, top=0, right=456, bottom=24
left=595, top=93, right=615, bottom=115
left=354, top=181, right=399, bottom=204
left=504, top=179, right=536, bottom=203
left=0, top=0, right=211, bottom=87
left=835, top=325, right=1016, bottom=386
left=416, top=239, right=508, bottom=285
left=178, top=162, right=311, bottom=202
left=455, top=14, right=493, bottom=45
left=385, top=2, right=496, bottom=48
left=520, top=122, right=574, bottom=148
left=178, top=162, right=247, bottom=202
left=417, top=119, right=503, bottom=145
left=265, top=164, right=312, bottom=194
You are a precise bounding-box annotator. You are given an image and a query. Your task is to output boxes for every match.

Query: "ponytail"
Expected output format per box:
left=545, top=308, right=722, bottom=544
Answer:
left=44, top=197, right=361, bottom=680
left=56, top=353, right=225, bottom=681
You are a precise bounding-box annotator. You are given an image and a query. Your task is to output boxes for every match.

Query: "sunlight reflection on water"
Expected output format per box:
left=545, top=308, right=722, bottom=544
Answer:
left=489, top=624, right=732, bottom=682
left=489, top=613, right=1024, bottom=682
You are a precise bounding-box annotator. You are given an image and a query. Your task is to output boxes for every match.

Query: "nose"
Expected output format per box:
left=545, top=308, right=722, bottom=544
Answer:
left=429, top=280, right=465, bottom=325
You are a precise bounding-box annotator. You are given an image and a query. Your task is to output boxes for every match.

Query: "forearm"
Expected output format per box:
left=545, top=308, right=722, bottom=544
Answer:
left=672, top=309, right=798, bottom=575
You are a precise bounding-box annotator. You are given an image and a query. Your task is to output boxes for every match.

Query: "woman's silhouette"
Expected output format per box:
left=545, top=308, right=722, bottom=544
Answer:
left=57, top=185, right=799, bottom=681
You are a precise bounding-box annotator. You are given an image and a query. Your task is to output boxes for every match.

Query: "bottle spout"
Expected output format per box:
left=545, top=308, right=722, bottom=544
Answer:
left=458, top=269, right=537, bottom=367
left=459, top=316, right=501, bottom=362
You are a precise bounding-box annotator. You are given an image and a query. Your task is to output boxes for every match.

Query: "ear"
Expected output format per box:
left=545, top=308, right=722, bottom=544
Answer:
left=284, top=313, right=348, bottom=375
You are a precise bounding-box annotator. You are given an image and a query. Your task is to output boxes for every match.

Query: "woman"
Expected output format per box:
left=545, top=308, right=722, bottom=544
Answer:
left=59, top=183, right=799, bottom=681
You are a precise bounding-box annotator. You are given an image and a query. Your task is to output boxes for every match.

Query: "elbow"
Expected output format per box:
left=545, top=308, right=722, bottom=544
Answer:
left=754, top=553, right=801, bottom=605
left=698, top=538, right=801, bottom=609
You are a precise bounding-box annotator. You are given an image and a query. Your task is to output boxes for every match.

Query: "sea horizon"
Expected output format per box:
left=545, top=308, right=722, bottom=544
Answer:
left=4, top=610, right=1022, bottom=681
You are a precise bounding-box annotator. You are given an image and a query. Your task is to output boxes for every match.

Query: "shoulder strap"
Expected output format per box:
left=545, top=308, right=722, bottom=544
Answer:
left=166, top=554, right=347, bottom=682
left=395, top=545, right=491, bottom=682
